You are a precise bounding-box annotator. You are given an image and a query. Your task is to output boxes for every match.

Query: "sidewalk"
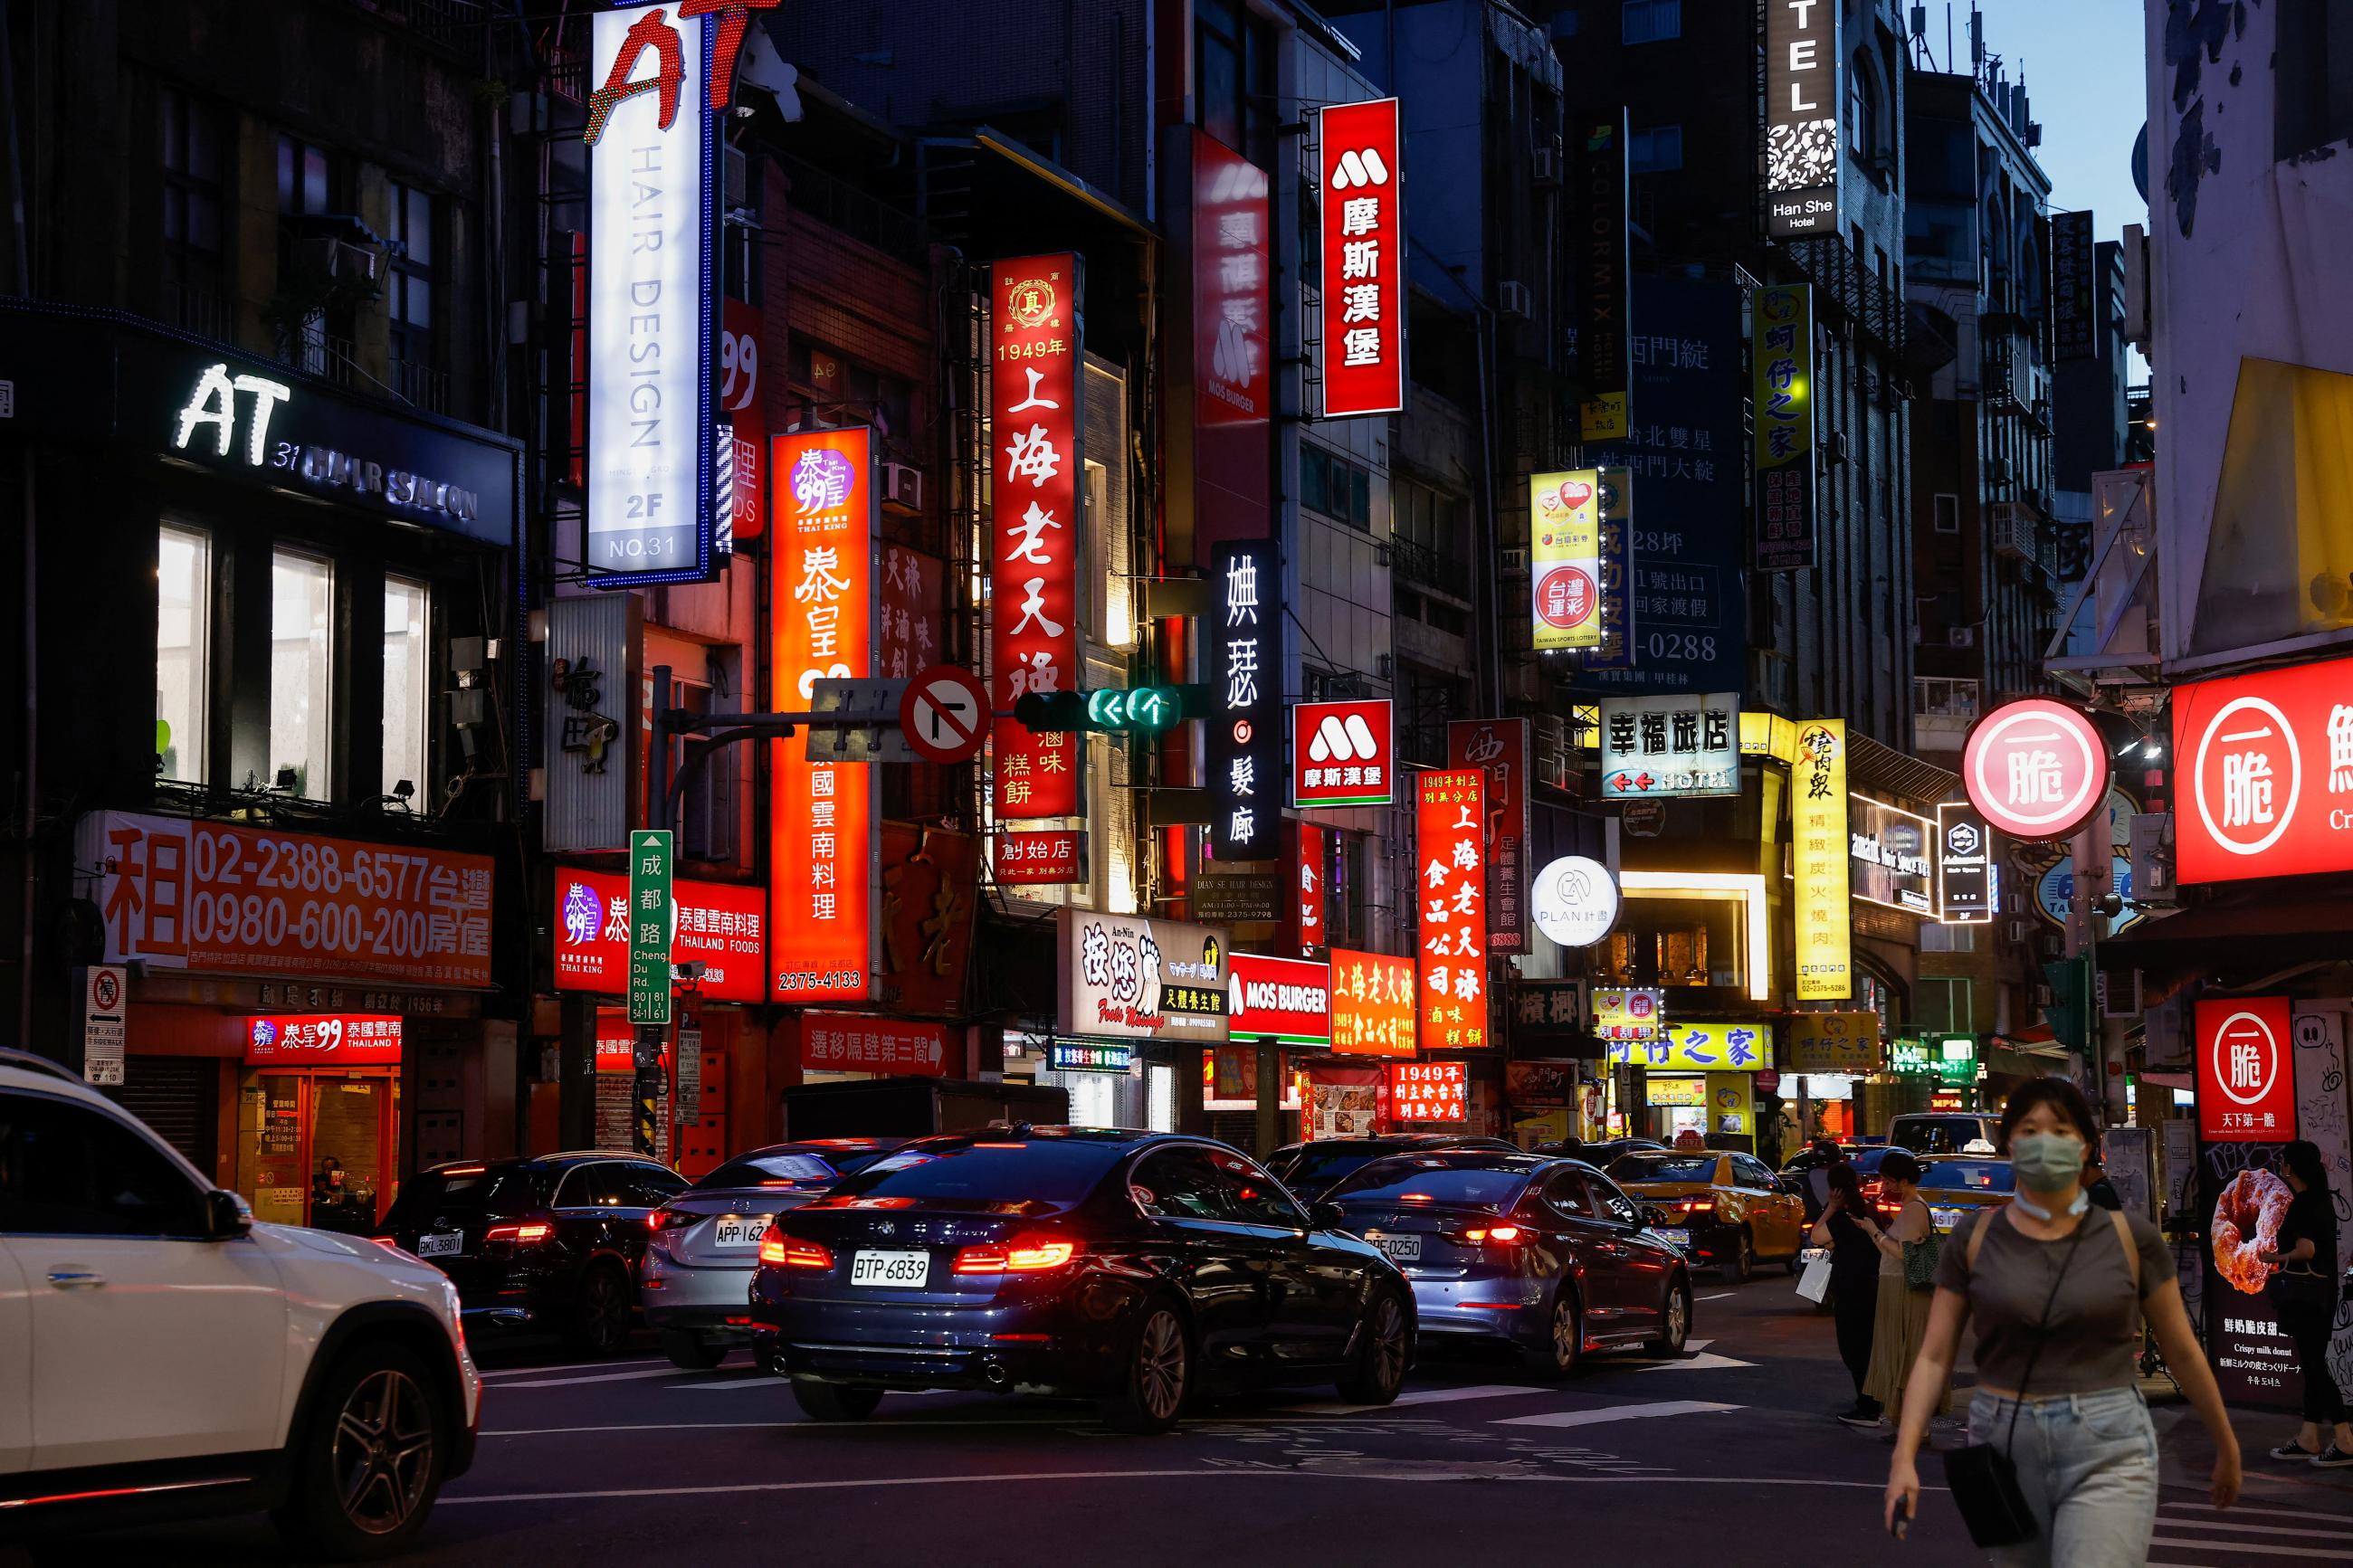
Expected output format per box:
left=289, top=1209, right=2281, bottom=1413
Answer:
left=2149, top=1383, right=2353, bottom=1514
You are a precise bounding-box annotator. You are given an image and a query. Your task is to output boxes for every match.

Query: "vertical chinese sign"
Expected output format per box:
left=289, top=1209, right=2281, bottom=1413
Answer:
left=1529, top=470, right=1601, bottom=651
left=1448, top=718, right=1531, bottom=954
left=1754, top=283, right=1815, bottom=571
left=1573, top=115, right=1632, bottom=442
left=626, top=830, right=674, bottom=1025
left=2050, top=210, right=2097, bottom=362
left=1764, top=0, right=1841, bottom=238
left=1209, top=540, right=1283, bottom=859
left=1318, top=97, right=1405, bottom=418
left=1191, top=129, right=1272, bottom=557
left=1416, top=770, right=1490, bottom=1049
left=990, top=255, right=1083, bottom=819
left=1589, top=467, right=1637, bottom=671
left=1794, top=719, right=1851, bottom=1001
left=769, top=427, right=877, bottom=1003
left=1294, top=822, right=1327, bottom=955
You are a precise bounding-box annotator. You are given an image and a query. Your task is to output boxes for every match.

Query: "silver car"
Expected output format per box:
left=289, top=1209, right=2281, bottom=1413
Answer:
left=642, top=1139, right=902, bottom=1367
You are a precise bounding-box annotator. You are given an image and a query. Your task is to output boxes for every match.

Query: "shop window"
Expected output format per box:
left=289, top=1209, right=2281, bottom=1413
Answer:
left=157, top=523, right=212, bottom=784
left=382, top=575, right=430, bottom=805
left=386, top=182, right=442, bottom=411
left=672, top=671, right=740, bottom=864
left=272, top=550, right=335, bottom=800
left=158, top=85, right=226, bottom=337
left=1196, top=0, right=1277, bottom=167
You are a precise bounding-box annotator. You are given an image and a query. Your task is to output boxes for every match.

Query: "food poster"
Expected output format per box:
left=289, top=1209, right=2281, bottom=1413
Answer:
left=1306, top=1064, right=1388, bottom=1140
left=2202, top=1140, right=2301, bottom=1410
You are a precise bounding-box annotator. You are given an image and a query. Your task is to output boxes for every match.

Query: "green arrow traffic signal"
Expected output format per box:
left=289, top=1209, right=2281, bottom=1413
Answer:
left=1016, top=687, right=1197, bottom=735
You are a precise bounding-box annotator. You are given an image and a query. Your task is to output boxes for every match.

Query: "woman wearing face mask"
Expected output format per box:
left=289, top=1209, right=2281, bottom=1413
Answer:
left=1856, top=1150, right=1946, bottom=1428
left=1884, top=1079, right=2242, bottom=1563
left=2259, top=1140, right=2351, bottom=1467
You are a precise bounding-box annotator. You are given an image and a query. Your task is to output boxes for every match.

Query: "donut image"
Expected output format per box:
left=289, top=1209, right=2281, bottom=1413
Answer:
left=2214, top=1167, right=2293, bottom=1296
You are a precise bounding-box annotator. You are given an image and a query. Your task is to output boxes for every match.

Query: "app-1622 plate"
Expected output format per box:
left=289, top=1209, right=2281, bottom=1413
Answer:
left=710, top=1214, right=772, bottom=1250
left=851, top=1249, right=930, bottom=1288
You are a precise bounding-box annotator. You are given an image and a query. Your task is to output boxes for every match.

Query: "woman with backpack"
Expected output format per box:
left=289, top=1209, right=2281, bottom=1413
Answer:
left=1883, top=1079, right=2241, bottom=1564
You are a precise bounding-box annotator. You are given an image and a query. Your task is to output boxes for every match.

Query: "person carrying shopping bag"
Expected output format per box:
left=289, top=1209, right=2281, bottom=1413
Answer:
left=1813, top=1158, right=1883, bottom=1426
left=1855, top=1150, right=1945, bottom=1427
left=2261, top=1139, right=2353, bottom=1467
left=1883, top=1079, right=2242, bottom=1565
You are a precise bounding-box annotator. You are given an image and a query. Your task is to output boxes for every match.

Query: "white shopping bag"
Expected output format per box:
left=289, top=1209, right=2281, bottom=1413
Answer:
left=1795, top=1248, right=1833, bottom=1305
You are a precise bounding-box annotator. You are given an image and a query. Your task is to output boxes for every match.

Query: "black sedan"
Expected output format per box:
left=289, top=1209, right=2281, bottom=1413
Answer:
left=1325, top=1151, right=1693, bottom=1376
left=1265, top=1133, right=1522, bottom=1200
left=748, top=1127, right=1413, bottom=1430
left=376, top=1151, right=688, bottom=1354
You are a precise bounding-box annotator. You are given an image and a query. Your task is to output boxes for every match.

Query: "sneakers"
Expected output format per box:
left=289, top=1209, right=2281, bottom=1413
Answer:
left=2314, top=1445, right=2353, bottom=1469
left=2273, top=1440, right=2321, bottom=1461
left=1836, top=1402, right=1884, bottom=1429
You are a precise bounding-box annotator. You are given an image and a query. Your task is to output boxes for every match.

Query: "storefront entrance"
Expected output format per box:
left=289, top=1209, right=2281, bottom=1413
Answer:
left=236, top=1069, right=401, bottom=1232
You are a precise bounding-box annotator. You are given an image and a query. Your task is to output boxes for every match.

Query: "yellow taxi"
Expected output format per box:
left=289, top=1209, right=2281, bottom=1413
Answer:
left=1911, top=1155, right=2015, bottom=1234
left=1605, top=1148, right=1807, bottom=1280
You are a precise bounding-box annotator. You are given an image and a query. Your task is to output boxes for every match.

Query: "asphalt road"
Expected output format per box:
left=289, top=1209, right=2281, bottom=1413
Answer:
left=39, top=1269, right=2353, bottom=1566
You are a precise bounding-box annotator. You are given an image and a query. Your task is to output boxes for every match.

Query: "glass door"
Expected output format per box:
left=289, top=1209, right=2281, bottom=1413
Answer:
left=308, top=1075, right=390, bottom=1233
left=238, top=1071, right=309, bottom=1226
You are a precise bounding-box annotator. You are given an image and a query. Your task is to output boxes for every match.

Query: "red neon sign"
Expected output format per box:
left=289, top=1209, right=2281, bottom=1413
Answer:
left=245, top=1014, right=403, bottom=1065
left=1961, top=698, right=2109, bottom=842
left=2173, top=653, right=2353, bottom=884
left=1416, top=770, right=1490, bottom=1050
left=1293, top=699, right=1395, bottom=807
left=1317, top=99, right=1405, bottom=417
left=1389, top=1060, right=1468, bottom=1123
left=2196, top=997, right=2294, bottom=1142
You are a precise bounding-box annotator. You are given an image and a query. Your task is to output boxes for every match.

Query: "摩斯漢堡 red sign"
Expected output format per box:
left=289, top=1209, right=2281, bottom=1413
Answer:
left=2196, top=997, right=2294, bottom=1142
left=2173, top=652, right=2353, bottom=884
left=1317, top=99, right=1405, bottom=418
left=1962, top=698, right=2109, bottom=841
left=1293, top=698, right=1394, bottom=807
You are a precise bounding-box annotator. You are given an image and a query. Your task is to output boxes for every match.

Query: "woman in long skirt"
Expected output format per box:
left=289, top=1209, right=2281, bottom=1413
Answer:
left=1859, top=1151, right=1948, bottom=1423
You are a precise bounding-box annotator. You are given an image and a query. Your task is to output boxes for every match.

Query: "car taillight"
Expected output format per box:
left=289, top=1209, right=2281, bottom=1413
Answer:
left=953, top=1233, right=1079, bottom=1274
left=1681, top=1200, right=1715, bottom=1217
left=486, top=1221, right=553, bottom=1245
left=1462, top=1224, right=1527, bottom=1245
left=758, top=1227, right=831, bottom=1269
left=648, top=1207, right=697, bottom=1231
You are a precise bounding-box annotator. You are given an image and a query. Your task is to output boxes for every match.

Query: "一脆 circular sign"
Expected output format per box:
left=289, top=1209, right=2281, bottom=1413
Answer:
left=1961, top=698, right=2109, bottom=841
left=1529, top=854, right=1618, bottom=948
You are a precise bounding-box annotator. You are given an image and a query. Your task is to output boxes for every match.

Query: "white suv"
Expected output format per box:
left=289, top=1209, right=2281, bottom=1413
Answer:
left=0, top=1047, right=480, bottom=1556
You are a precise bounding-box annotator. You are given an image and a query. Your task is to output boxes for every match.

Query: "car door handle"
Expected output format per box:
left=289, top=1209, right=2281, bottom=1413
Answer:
left=46, top=1269, right=105, bottom=1288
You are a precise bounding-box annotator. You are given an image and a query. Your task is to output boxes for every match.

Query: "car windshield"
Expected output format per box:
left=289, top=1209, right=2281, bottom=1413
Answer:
left=1326, top=1158, right=1534, bottom=1210
left=1276, top=1145, right=1395, bottom=1194
left=814, top=1136, right=1125, bottom=1211
left=1892, top=1120, right=1986, bottom=1155
left=383, top=1166, right=544, bottom=1223
left=698, top=1152, right=842, bottom=1188
left=1607, top=1154, right=1719, bottom=1183
left=1917, top=1160, right=2015, bottom=1193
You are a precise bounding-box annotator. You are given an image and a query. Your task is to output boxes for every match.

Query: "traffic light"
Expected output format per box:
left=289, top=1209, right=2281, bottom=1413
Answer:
left=1013, top=690, right=1088, bottom=733
left=2042, top=956, right=2091, bottom=1051
left=1015, top=686, right=1206, bottom=735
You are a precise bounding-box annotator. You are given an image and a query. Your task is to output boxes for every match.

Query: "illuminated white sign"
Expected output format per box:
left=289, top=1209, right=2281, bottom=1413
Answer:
left=173, top=364, right=291, bottom=466
left=586, top=2, right=714, bottom=582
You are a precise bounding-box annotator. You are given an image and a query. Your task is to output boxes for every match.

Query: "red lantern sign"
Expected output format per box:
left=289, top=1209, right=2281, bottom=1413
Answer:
left=2173, top=654, right=2353, bottom=884
left=1961, top=698, right=2109, bottom=841
left=1316, top=98, right=1405, bottom=418
left=1293, top=698, right=1394, bottom=807
left=2196, top=997, right=2294, bottom=1142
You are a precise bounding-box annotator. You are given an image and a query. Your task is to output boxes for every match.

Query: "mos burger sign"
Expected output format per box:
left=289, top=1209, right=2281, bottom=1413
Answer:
left=1962, top=698, right=2108, bottom=841
left=2173, top=653, right=2353, bottom=883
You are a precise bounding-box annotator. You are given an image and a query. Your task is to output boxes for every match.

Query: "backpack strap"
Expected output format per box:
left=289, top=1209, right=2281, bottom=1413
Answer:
left=1965, top=1207, right=1995, bottom=1271
left=2109, top=1208, right=2139, bottom=1292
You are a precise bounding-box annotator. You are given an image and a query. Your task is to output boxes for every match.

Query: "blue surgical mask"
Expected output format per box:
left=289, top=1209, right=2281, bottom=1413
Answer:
left=2010, top=1131, right=2087, bottom=1193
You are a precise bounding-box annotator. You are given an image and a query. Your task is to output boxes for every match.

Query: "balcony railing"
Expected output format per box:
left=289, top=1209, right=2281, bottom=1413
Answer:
left=1786, top=236, right=1907, bottom=358
left=391, top=356, right=451, bottom=414
left=161, top=280, right=233, bottom=341
left=1387, top=534, right=1472, bottom=600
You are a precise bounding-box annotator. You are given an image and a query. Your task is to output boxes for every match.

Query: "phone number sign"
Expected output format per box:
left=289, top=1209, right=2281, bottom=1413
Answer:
left=81, top=811, right=494, bottom=988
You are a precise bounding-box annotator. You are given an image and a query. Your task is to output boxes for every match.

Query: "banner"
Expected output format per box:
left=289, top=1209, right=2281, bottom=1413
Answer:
left=2171, top=652, right=2353, bottom=884
left=1573, top=115, right=1631, bottom=442
left=1529, top=470, right=1601, bottom=651
left=1056, top=909, right=1229, bottom=1042
left=1597, top=693, right=1739, bottom=797
left=1229, top=953, right=1332, bottom=1046
left=555, top=868, right=767, bottom=1003
left=1754, top=283, right=1816, bottom=571
left=1294, top=698, right=1395, bottom=807
left=1937, top=802, right=1995, bottom=923
left=1794, top=720, right=1852, bottom=1000
left=1390, top=1060, right=1468, bottom=1123
left=800, top=1013, right=952, bottom=1078
left=1416, top=770, right=1490, bottom=1049
left=2050, top=210, right=2097, bottom=362
left=1317, top=98, right=1405, bottom=417
left=990, top=254, right=1084, bottom=818
left=1608, top=1021, right=1769, bottom=1071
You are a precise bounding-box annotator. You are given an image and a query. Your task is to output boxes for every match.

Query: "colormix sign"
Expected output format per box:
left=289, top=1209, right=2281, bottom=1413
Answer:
left=1228, top=953, right=1332, bottom=1047
left=554, top=867, right=767, bottom=1003
left=1209, top=540, right=1282, bottom=857
left=1598, top=693, right=1739, bottom=797
left=1448, top=718, right=1532, bottom=953
left=1753, top=284, right=1815, bottom=571
left=1793, top=720, right=1851, bottom=1000
left=1293, top=699, right=1394, bottom=807
left=1055, top=910, right=1229, bottom=1043
left=1329, top=947, right=1415, bottom=1058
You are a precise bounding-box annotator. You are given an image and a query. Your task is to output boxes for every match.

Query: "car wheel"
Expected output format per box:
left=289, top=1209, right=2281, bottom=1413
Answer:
left=1101, top=1300, right=1191, bottom=1434
left=272, top=1343, right=446, bottom=1560
left=1722, top=1228, right=1755, bottom=1283
left=1646, top=1275, right=1692, bottom=1355
left=1785, top=1249, right=1804, bottom=1277
left=1524, top=1286, right=1581, bottom=1379
left=660, top=1328, right=727, bottom=1370
left=790, top=1377, right=883, bottom=1421
left=564, top=1263, right=633, bottom=1356
left=1337, top=1288, right=1411, bottom=1405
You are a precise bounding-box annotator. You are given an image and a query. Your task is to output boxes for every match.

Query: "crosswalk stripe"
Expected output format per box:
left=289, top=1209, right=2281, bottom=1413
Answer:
left=2165, top=1502, right=2353, bottom=1525
left=1492, top=1399, right=1742, bottom=1430
left=2158, top=1518, right=2353, bottom=1540
left=2149, top=1538, right=2353, bottom=1560
left=493, top=1366, right=721, bottom=1390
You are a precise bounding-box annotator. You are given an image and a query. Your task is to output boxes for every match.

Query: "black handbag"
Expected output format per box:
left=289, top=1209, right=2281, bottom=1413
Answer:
left=1939, top=1217, right=2092, bottom=1549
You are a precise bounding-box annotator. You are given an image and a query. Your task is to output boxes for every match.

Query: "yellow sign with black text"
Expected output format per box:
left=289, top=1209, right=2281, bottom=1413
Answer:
left=1794, top=720, right=1851, bottom=1001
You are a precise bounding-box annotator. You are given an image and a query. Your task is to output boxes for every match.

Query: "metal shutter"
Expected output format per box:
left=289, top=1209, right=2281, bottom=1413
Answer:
left=103, top=1056, right=218, bottom=1171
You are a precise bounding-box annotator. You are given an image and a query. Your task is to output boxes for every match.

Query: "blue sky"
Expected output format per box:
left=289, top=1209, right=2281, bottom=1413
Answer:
left=1913, top=0, right=2150, bottom=246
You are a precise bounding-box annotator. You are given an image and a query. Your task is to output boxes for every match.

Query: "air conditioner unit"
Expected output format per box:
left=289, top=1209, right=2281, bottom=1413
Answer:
left=881, top=461, right=923, bottom=515
left=1500, top=546, right=1529, bottom=573
left=1988, top=504, right=2032, bottom=561
left=1829, top=430, right=1851, bottom=464
left=1496, top=280, right=1535, bottom=320
left=1530, top=145, right=1562, bottom=186
left=301, top=235, right=381, bottom=287
left=725, top=144, right=750, bottom=210
left=2005, top=918, right=2031, bottom=944
left=1948, top=626, right=1977, bottom=649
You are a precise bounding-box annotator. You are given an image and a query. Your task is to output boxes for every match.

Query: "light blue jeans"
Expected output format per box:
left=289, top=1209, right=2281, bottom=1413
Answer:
left=1964, top=1386, right=2158, bottom=1568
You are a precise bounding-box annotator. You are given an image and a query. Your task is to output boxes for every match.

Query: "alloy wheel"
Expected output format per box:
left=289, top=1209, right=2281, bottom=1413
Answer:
left=585, top=1269, right=629, bottom=1353
left=1137, top=1309, right=1187, bottom=1421
left=1368, top=1296, right=1409, bottom=1394
left=330, top=1369, right=435, bottom=1535
left=1550, top=1295, right=1579, bottom=1372
left=1664, top=1286, right=1689, bottom=1348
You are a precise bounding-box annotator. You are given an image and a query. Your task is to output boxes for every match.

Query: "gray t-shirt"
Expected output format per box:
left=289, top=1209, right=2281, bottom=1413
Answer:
left=1932, top=1207, right=2171, bottom=1396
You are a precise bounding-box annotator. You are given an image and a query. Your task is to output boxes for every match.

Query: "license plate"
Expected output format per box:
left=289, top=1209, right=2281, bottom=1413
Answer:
left=416, top=1231, right=463, bottom=1258
left=1367, top=1232, right=1422, bottom=1263
left=1653, top=1228, right=1691, bottom=1251
left=710, top=1215, right=772, bottom=1250
left=851, top=1249, right=930, bottom=1288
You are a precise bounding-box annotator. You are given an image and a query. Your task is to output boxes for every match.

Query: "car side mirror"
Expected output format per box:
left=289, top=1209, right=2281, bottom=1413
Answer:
left=204, top=1188, right=252, bottom=1240
left=1640, top=1203, right=1672, bottom=1229
left=1309, top=1201, right=1348, bottom=1232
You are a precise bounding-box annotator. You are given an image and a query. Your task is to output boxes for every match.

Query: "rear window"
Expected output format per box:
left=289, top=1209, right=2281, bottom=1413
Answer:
left=1607, top=1154, right=1720, bottom=1183
left=700, top=1153, right=841, bottom=1188
left=1891, top=1118, right=1991, bottom=1155
left=1917, top=1160, right=2015, bottom=1193
left=815, top=1138, right=1124, bottom=1210
left=1327, top=1160, right=1532, bottom=1210
left=1275, top=1145, right=1390, bottom=1193
left=384, top=1167, right=544, bottom=1222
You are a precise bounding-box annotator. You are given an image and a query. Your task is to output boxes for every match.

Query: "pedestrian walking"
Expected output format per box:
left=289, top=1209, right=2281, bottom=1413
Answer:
left=1811, top=1158, right=1881, bottom=1425
left=2262, top=1140, right=2352, bottom=1467
left=1856, top=1150, right=1946, bottom=1424
left=1884, top=1079, right=2242, bottom=1563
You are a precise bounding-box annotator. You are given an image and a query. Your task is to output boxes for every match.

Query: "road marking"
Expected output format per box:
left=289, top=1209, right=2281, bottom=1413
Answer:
left=1635, top=1351, right=1756, bottom=1372
left=2149, top=1540, right=2353, bottom=1561
left=1697, top=1291, right=1736, bottom=1301
left=2158, top=1519, right=2353, bottom=1540
left=1279, top=1383, right=1550, bottom=1415
left=477, top=1357, right=671, bottom=1380
left=2167, top=1503, right=2353, bottom=1524
left=1492, top=1400, right=1742, bottom=1430
left=443, top=1468, right=1942, bottom=1506
left=491, top=1366, right=727, bottom=1390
